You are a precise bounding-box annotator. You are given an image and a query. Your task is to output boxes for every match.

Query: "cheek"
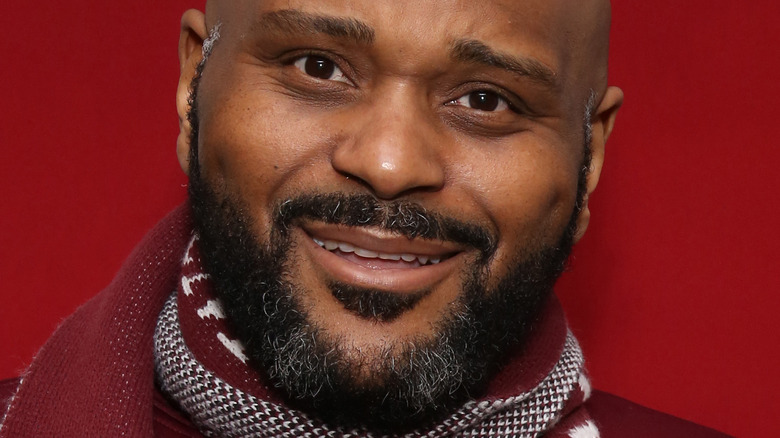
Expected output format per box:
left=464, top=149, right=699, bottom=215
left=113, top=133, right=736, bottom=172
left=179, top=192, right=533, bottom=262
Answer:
left=195, top=83, right=339, bottom=222
left=456, top=138, right=580, bottom=275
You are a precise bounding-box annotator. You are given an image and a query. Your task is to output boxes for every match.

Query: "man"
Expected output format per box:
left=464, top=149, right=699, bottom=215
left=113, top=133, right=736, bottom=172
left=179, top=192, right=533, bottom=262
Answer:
left=0, top=1, right=730, bottom=436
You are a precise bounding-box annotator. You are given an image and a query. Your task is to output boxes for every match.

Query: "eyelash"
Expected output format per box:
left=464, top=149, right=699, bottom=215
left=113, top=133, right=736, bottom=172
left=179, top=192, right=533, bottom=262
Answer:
left=286, top=52, right=355, bottom=86
left=447, top=89, right=520, bottom=114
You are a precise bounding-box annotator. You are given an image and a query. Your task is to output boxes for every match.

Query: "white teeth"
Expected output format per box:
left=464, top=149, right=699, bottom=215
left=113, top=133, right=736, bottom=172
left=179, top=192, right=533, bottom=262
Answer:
left=354, top=248, right=379, bottom=258
left=313, top=237, right=442, bottom=265
left=338, top=242, right=355, bottom=253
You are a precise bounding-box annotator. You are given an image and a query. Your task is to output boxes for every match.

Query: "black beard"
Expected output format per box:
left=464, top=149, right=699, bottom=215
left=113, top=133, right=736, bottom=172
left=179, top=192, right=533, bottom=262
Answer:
left=186, top=61, right=584, bottom=432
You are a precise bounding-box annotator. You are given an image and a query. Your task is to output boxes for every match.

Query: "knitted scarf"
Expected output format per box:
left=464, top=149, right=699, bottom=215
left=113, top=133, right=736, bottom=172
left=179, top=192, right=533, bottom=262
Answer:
left=0, top=206, right=193, bottom=437
left=154, top=235, right=600, bottom=437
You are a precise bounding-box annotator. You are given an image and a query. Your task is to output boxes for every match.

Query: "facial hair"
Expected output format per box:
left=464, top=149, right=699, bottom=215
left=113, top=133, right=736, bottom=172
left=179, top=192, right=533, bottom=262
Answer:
left=186, top=61, right=586, bottom=432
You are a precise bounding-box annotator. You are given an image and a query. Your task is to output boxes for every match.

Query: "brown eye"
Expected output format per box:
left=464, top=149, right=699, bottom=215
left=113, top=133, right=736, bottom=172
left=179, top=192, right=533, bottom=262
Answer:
left=453, top=90, right=510, bottom=112
left=470, top=91, right=500, bottom=111
left=304, top=56, right=334, bottom=78
left=293, top=55, right=350, bottom=83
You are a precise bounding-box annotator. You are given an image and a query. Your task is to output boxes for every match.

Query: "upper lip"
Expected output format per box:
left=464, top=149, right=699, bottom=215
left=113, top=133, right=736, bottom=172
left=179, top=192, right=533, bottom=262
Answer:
left=299, top=220, right=465, bottom=257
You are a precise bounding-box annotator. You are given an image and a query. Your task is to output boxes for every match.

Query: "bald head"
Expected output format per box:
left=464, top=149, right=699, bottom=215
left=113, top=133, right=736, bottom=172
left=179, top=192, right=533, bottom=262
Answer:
left=550, top=0, right=613, bottom=99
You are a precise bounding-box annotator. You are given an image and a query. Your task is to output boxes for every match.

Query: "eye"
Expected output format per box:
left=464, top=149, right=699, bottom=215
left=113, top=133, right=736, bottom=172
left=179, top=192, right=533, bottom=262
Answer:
left=293, top=55, right=350, bottom=84
left=452, top=90, right=511, bottom=112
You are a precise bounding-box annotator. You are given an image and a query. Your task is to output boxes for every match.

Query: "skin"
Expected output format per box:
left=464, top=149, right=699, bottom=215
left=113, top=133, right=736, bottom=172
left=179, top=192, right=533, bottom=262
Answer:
left=175, top=0, right=622, bottom=376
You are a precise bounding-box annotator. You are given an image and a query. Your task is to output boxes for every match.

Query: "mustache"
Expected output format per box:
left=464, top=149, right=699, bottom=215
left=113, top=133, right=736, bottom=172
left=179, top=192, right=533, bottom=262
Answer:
left=274, top=193, right=497, bottom=258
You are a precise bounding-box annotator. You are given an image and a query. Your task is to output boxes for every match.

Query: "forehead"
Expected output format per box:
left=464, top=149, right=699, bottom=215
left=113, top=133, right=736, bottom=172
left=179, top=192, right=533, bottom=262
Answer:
left=213, top=0, right=600, bottom=80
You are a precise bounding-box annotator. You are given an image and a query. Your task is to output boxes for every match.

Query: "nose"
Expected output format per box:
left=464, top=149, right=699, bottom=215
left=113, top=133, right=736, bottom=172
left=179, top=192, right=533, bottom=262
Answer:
left=331, top=88, right=445, bottom=199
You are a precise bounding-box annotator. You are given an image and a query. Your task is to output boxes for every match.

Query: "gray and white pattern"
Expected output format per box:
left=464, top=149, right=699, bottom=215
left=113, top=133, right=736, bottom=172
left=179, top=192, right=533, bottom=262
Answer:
left=155, top=292, right=585, bottom=438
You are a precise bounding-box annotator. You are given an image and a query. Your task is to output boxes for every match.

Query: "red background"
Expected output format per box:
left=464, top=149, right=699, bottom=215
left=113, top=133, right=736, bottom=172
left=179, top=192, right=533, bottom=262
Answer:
left=2, top=2, right=778, bottom=436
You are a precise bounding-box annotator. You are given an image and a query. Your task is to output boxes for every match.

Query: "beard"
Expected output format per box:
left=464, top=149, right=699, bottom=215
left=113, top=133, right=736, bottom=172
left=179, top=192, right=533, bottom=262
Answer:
left=186, top=62, right=586, bottom=432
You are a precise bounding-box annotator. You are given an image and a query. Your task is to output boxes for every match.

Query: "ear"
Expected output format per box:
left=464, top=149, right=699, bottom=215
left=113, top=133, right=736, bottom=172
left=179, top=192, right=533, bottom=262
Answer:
left=176, top=9, right=208, bottom=176
left=574, top=86, right=624, bottom=243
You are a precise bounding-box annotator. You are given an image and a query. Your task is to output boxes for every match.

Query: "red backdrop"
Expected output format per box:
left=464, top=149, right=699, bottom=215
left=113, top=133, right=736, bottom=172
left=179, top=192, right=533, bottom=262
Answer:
left=2, top=2, right=777, bottom=436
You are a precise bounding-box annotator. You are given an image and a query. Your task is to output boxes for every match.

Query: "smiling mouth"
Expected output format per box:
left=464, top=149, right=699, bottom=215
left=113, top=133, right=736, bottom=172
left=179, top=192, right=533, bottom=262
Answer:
left=307, top=231, right=453, bottom=321
left=312, top=237, right=446, bottom=267
left=300, top=221, right=466, bottom=296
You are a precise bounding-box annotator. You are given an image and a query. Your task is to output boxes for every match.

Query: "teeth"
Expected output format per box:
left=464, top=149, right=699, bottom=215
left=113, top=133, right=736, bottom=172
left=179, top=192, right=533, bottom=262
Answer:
left=354, top=248, right=379, bottom=258
left=313, top=237, right=443, bottom=265
left=338, top=242, right=354, bottom=253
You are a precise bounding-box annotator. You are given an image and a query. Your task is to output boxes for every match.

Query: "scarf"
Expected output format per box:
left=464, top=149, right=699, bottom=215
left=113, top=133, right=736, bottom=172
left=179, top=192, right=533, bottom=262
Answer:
left=0, top=205, right=193, bottom=437
left=154, top=235, right=599, bottom=437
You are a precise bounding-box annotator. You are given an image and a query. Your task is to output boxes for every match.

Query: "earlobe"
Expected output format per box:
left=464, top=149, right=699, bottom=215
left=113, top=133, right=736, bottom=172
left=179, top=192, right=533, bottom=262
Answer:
left=574, top=86, right=624, bottom=243
left=176, top=9, right=208, bottom=176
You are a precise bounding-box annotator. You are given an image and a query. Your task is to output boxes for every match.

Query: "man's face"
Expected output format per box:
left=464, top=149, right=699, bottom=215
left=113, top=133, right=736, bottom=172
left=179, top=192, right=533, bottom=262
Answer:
left=180, top=0, right=616, bottom=430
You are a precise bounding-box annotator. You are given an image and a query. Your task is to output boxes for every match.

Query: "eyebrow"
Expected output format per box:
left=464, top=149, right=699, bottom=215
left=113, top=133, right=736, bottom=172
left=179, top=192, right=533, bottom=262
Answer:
left=254, top=9, right=375, bottom=45
left=450, top=39, right=558, bottom=89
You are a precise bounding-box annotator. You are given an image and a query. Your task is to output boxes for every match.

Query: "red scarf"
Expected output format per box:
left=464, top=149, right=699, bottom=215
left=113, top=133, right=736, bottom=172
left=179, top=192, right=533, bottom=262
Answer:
left=1, top=205, right=597, bottom=437
left=0, top=206, right=192, bottom=437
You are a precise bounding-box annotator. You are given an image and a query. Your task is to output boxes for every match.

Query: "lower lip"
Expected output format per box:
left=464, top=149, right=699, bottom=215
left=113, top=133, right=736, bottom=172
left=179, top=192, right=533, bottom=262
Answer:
left=297, top=228, right=461, bottom=294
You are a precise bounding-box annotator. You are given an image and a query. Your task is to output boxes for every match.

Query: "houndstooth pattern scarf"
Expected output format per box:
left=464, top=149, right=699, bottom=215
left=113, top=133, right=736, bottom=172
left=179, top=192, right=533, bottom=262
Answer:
left=154, top=235, right=597, bottom=437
